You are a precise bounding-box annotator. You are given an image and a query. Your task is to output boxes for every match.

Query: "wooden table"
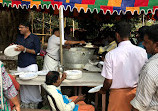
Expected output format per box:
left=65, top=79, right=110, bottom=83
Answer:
left=16, top=72, right=106, bottom=111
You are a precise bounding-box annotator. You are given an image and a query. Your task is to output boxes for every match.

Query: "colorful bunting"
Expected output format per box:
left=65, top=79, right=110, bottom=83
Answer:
left=1, top=0, right=158, bottom=14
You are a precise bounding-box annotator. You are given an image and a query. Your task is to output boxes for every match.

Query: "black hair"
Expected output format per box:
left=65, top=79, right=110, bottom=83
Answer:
left=115, top=21, right=131, bottom=38
left=53, top=28, right=59, bottom=34
left=145, top=24, right=158, bottom=43
left=45, top=71, right=60, bottom=85
left=64, top=26, right=73, bottom=31
left=138, top=26, right=149, bottom=39
left=19, top=21, right=31, bottom=31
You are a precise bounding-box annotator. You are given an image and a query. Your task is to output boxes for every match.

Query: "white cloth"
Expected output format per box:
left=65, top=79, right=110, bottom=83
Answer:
left=131, top=53, right=158, bottom=111
left=101, top=41, right=148, bottom=89
left=46, top=34, right=66, bottom=61
left=17, top=64, right=42, bottom=103
left=45, top=85, right=75, bottom=111
left=43, top=54, right=59, bottom=71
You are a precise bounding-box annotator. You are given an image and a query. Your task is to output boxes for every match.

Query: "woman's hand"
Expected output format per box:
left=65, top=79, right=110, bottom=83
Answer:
left=13, top=105, right=20, bottom=111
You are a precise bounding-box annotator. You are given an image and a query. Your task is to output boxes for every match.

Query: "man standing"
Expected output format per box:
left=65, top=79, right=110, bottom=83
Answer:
left=43, top=28, right=85, bottom=71
left=131, top=25, right=158, bottom=111
left=99, top=22, right=147, bottom=111
left=137, top=26, right=152, bottom=58
left=15, top=21, right=42, bottom=108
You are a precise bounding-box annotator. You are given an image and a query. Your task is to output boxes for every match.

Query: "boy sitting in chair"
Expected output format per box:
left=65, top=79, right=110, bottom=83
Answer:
left=45, top=71, right=95, bottom=111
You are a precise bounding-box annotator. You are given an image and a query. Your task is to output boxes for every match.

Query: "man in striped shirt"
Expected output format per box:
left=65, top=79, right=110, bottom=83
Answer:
left=131, top=24, right=158, bottom=111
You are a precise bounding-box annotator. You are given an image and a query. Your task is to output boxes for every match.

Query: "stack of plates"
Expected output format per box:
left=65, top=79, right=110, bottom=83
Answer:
left=19, top=72, right=38, bottom=80
left=64, top=70, right=82, bottom=80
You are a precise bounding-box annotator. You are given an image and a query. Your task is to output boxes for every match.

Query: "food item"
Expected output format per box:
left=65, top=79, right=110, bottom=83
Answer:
left=84, top=43, right=94, bottom=48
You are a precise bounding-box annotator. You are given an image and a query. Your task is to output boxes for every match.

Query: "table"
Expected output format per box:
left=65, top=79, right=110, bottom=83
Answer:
left=16, top=72, right=104, bottom=86
left=16, top=72, right=106, bottom=111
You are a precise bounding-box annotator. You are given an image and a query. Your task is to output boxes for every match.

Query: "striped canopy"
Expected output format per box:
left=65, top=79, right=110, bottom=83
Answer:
left=1, top=0, right=158, bottom=15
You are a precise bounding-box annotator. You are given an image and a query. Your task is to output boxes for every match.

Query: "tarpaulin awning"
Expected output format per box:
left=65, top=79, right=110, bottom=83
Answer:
left=1, top=0, right=158, bottom=15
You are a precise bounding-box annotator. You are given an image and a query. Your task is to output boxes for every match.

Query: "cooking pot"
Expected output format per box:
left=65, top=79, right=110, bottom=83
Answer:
left=63, top=47, right=95, bottom=69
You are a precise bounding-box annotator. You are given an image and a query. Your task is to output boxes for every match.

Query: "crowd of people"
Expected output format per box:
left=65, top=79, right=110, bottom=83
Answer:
left=99, top=22, right=158, bottom=111
left=0, top=21, right=158, bottom=111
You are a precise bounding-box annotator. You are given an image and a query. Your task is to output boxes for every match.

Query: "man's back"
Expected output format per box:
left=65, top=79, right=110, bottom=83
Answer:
left=101, top=41, right=147, bottom=89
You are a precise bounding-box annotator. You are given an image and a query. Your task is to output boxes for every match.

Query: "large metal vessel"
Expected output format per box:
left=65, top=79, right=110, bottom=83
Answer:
left=63, top=47, right=95, bottom=69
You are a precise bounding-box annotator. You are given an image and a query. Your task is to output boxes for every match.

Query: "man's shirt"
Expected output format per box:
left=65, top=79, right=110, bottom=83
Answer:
left=98, top=41, right=117, bottom=54
left=105, top=41, right=117, bottom=52
left=16, top=33, right=40, bottom=68
left=101, top=41, right=147, bottom=89
left=46, top=35, right=66, bottom=61
left=131, top=53, right=158, bottom=111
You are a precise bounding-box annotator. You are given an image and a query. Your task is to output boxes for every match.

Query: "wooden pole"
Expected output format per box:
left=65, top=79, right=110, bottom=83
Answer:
left=42, top=13, right=45, bottom=45
left=73, top=19, right=75, bottom=37
left=142, top=14, right=145, bottom=26
left=64, top=17, right=66, bottom=28
left=49, top=15, right=52, bottom=35
left=59, top=6, right=64, bottom=66
left=33, top=33, right=51, bottom=36
left=31, top=11, right=34, bottom=33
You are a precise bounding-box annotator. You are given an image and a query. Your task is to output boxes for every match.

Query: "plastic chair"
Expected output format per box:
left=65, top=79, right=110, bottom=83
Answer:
left=42, top=84, right=60, bottom=111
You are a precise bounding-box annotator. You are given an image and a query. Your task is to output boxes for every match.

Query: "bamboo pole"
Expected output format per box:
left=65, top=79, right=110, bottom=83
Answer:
left=33, top=33, right=51, bottom=36
left=42, top=13, right=45, bottom=45
left=73, top=19, right=75, bottom=37
left=49, top=15, right=52, bottom=35
left=142, top=14, right=145, bottom=26
left=64, top=17, right=66, bottom=28
left=31, top=11, right=34, bottom=33
left=59, top=6, right=64, bottom=66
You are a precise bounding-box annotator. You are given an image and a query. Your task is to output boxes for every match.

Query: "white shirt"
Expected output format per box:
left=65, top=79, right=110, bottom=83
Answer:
left=131, top=53, right=158, bottom=111
left=45, top=85, right=75, bottom=111
left=101, top=41, right=147, bottom=89
left=46, top=35, right=66, bottom=60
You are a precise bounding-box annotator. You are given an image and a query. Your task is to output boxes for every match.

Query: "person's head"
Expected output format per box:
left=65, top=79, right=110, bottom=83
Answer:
left=45, top=71, right=61, bottom=87
left=64, top=26, right=73, bottom=34
left=19, top=21, right=31, bottom=35
left=143, top=24, right=158, bottom=55
left=115, top=21, right=131, bottom=43
left=53, top=28, right=60, bottom=37
left=107, top=31, right=116, bottom=43
left=137, top=26, right=149, bottom=42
